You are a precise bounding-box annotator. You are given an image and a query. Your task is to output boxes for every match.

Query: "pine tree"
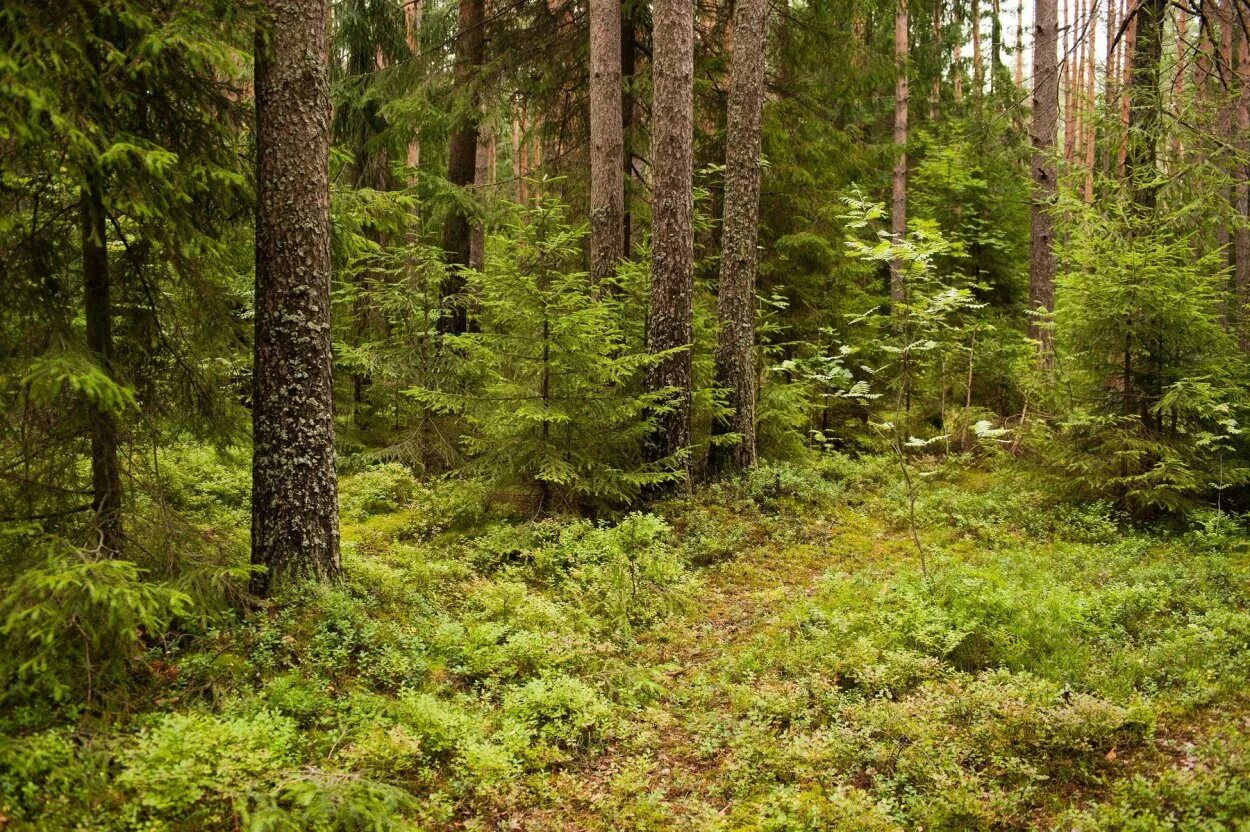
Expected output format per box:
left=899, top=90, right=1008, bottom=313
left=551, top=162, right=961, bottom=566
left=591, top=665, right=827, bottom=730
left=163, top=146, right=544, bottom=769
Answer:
left=589, top=0, right=625, bottom=285
left=891, top=0, right=910, bottom=304
left=646, top=0, right=695, bottom=481
left=710, top=0, right=769, bottom=473
left=252, top=0, right=341, bottom=594
left=1029, top=0, right=1059, bottom=361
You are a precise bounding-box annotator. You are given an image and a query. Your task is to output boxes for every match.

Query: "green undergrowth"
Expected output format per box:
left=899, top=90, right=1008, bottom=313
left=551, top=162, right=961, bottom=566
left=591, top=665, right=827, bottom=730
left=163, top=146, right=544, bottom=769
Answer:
left=3, top=454, right=1250, bottom=830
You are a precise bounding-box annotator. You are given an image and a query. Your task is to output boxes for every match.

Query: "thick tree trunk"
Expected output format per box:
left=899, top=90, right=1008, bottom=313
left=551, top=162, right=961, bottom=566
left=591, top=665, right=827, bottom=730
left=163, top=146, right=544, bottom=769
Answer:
left=710, top=0, right=768, bottom=473
left=252, top=0, right=341, bottom=595
left=1124, top=0, right=1164, bottom=213
left=1029, top=0, right=1059, bottom=360
left=440, top=0, right=485, bottom=335
left=646, top=0, right=695, bottom=480
left=81, top=173, right=123, bottom=556
left=890, top=0, right=909, bottom=302
left=470, top=112, right=495, bottom=271
left=622, top=1, right=637, bottom=257
left=589, top=0, right=624, bottom=285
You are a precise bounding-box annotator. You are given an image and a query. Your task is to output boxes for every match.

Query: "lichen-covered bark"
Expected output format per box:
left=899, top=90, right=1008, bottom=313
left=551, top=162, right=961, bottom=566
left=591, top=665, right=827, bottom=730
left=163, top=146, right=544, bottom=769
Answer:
left=1028, top=0, right=1058, bottom=360
left=440, top=0, right=485, bottom=335
left=646, top=0, right=694, bottom=479
left=252, top=0, right=341, bottom=595
left=710, top=0, right=768, bottom=473
left=589, top=0, right=624, bottom=285
left=82, top=173, right=123, bottom=555
left=890, top=0, right=908, bottom=303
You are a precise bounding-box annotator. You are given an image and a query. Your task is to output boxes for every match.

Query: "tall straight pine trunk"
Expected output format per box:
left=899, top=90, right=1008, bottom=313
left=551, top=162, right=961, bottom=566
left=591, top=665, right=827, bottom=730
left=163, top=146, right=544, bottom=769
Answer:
left=1028, top=0, right=1059, bottom=360
left=441, top=0, right=486, bottom=334
left=82, top=171, right=123, bottom=556
left=890, top=0, right=908, bottom=302
left=622, top=0, right=638, bottom=256
left=589, top=0, right=624, bottom=285
left=647, top=0, right=695, bottom=481
left=252, top=0, right=341, bottom=595
left=711, top=0, right=768, bottom=473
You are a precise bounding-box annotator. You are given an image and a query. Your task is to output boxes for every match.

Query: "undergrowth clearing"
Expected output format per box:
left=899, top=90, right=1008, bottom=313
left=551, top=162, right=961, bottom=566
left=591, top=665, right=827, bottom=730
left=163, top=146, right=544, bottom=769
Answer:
left=3, top=454, right=1250, bottom=830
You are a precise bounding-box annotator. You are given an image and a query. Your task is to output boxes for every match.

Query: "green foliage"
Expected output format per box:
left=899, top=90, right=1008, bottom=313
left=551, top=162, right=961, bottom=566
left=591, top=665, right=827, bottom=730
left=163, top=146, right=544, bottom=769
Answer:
left=1051, top=198, right=1250, bottom=512
left=409, top=193, right=679, bottom=509
left=117, top=710, right=298, bottom=826
left=0, top=541, right=192, bottom=706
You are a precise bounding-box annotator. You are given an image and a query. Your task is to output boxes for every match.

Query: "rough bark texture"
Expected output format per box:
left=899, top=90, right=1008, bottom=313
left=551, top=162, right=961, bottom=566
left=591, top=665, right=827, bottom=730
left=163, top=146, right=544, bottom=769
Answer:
left=1236, top=18, right=1250, bottom=350
left=1125, top=0, right=1164, bottom=213
left=589, top=0, right=624, bottom=285
left=710, top=0, right=768, bottom=473
left=890, top=0, right=908, bottom=302
left=470, top=115, right=495, bottom=271
left=440, top=0, right=485, bottom=335
left=621, top=1, right=637, bottom=256
left=252, top=0, right=341, bottom=596
left=1028, top=0, right=1059, bottom=359
left=82, top=174, right=123, bottom=556
left=646, top=0, right=695, bottom=480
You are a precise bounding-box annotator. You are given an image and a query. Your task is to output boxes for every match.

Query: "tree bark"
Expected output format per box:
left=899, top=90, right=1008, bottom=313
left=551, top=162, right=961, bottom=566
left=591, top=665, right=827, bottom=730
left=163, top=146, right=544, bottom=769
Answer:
left=711, top=0, right=768, bottom=473
left=1124, top=0, right=1164, bottom=213
left=890, top=0, right=909, bottom=302
left=1235, top=16, right=1250, bottom=350
left=589, top=0, right=625, bottom=285
left=622, top=0, right=637, bottom=257
left=440, top=0, right=486, bottom=335
left=252, top=0, right=341, bottom=595
left=646, top=0, right=695, bottom=481
left=1029, top=0, right=1059, bottom=360
left=81, top=172, right=123, bottom=556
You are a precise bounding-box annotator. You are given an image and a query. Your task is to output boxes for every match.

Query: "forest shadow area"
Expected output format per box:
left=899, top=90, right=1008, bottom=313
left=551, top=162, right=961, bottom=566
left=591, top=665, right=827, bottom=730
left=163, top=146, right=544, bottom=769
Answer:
left=3, top=454, right=1250, bottom=830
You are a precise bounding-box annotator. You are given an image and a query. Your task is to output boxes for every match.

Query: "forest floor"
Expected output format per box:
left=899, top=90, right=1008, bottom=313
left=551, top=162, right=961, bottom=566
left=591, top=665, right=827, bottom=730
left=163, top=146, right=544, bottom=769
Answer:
left=4, top=453, right=1250, bottom=830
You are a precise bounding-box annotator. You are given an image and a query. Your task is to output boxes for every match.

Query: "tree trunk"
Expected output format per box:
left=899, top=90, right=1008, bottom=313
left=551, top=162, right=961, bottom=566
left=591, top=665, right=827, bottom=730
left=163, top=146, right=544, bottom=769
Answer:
left=891, top=0, right=909, bottom=303
left=972, top=0, right=982, bottom=94
left=710, top=0, right=768, bottom=473
left=1016, top=0, right=1025, bottom=86
left=1235, top=16, right=1250, bottom=350
left=990, top=0, right=1002, bottom=92
left=622, top=0, right=637, bottom=257
left=954, top=0, right=964, bottom=103
left=1083, top=0, right=1097, bottom=201
left=646, top=0, right=695, bottom=481
left=440, top=0, right=486, bottom=335
left=252, top=0, right=341, bottom=595
left=1124, top=0, right=1164, bottom=213
left=1029, top=0, right=1059, bottom=360
left=589, top=0, right=625, bottom=286
left=470, top=111, right=495, bottom=271
left=81, top=172, right=123, bottom=556
left=405, top=0, right=423, bottom=173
